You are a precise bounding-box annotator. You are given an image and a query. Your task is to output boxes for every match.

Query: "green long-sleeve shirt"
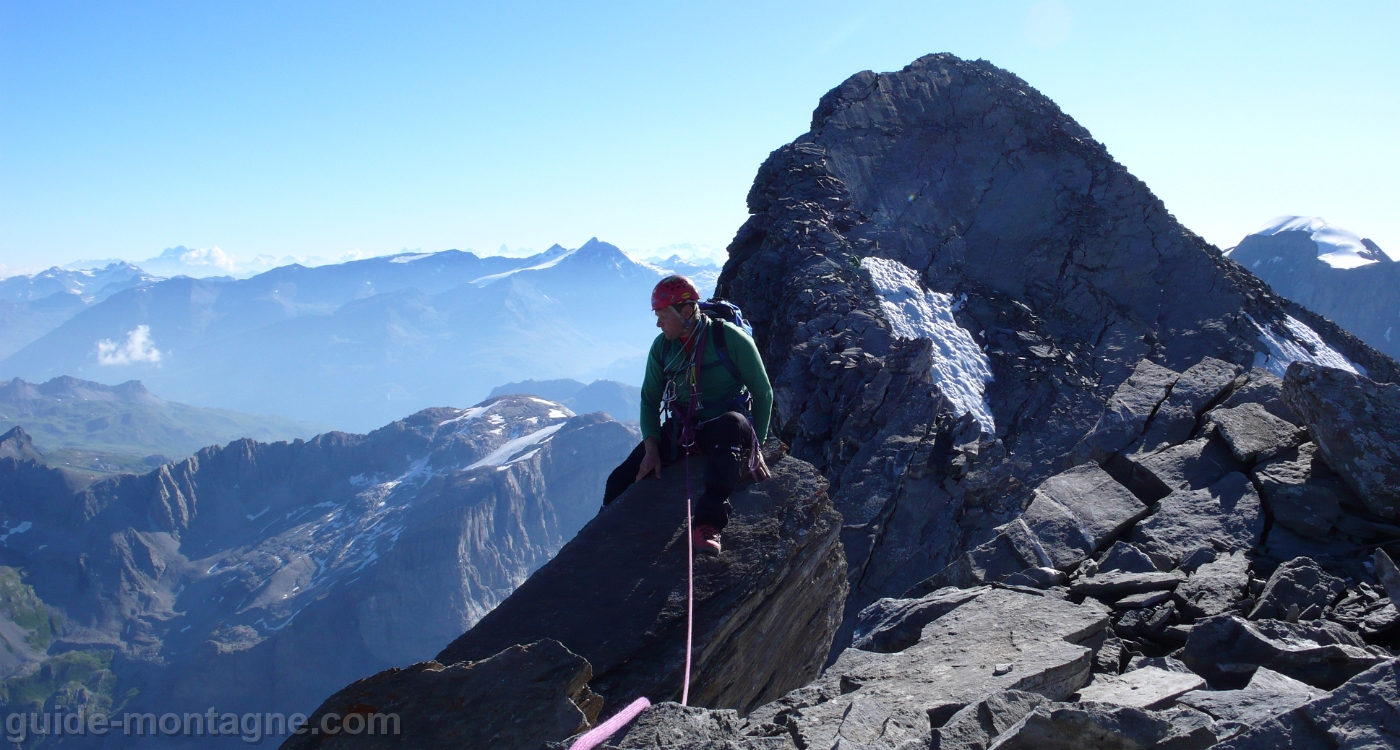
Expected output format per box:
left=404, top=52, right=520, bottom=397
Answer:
left=640, top=317, right=773, bottom=443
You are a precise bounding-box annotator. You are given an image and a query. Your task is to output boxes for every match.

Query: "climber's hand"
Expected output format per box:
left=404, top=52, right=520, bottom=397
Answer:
left=636, top=438, right=663, bottom=481
left=752, top=450, right=772, bottom=483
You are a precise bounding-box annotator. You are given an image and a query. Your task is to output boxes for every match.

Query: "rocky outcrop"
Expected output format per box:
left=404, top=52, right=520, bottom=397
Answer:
left=1282, top=361, right=1400, bottom=519
left=0, top=396, right=637, bottom=745
left=716, top=52, right=1400, bottom=649
left=283, top=639, right=600, bottom=750
left=436, top=443, right=845, bottom=715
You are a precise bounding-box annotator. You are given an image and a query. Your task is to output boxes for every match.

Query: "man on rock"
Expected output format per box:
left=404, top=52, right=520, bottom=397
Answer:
left=602, top=274, right=774, bottom=556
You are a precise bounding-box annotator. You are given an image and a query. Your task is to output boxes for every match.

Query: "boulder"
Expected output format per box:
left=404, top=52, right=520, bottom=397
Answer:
left=1074, top=666, right=1206, bottom=710
left=1175, top=551, right=1249, bottom=619
left=1220, top=367, right=1301, bottom=424
left=931, top=690, right=1053, bottom=750
left=434, top=450, right=847, bottom=715
left=1212, top=658, right=1400, bottom=749
left=911, top=466, right=1146, bottom=589
left=1015, top=464, right=1149, bottom=570
left=1183, top=615, right=1391, bottom=689
left=282, top=639, right=599, bottom=750
left=1176, top=667, right=1324, bottom=729
left=1131, top=357, right=1243, bottom=454
left=607, top=702, right=794, bottom=750
left=853, top=587, right=990, bottom=654
left=1282, top=362, right=1400, bottom=519
left=1074, top=360, right=1181, bottom=463
left=747, top=589, right=1111, bottom=750
left=984, top=703, right=1178, bottom=749
left=1247, top=557, right=1345, bottom=621
left=1250, top=443, right=1348, bottom=539
left=1071, top=571, right=1184, bottom=599
left=1121, top=433, right=1244, bottom=502
left=1205, top=403, right=1304, bottom=463
left=1098, top=542, right=1161, bottom=575
left=1132, top=472, right=1263, bottom=564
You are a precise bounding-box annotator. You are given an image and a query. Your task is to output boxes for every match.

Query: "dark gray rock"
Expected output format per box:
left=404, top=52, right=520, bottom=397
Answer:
left=610, top=702, right=794, bottom=750
left=1113, top=590, right=1173, bottom=609
left=1017, top=464, right=1149, bottom=570
left=931, top=690, right=1052, bottom=750
left=1376, top=549, right=1400, bottom=611
left=1282, top=362, right=1400, bottom=519
left=1176, top=551, right=1249, bottom=619
left=1131, top=357, right=1243, bottom=454
left=748, top=589, right=1111, bottom=750
left=1176, top=666, right=1324, bottom=729
left=1069, top=570, right=1181, bottom=601
left=1183, top=614, right=1390, bottom=689
left=283, top=639, right=600, bottom=750
left=435, top=449, right=846, bottom=715
left=1112, top=602, right=1177, bottom=640
left=986, top=702, right=1176, bottom=749
left=1248, top=557, right=1345, bottom=621
left=1205, top=403, right=1304, bottom=463
left=1121, top=433, right=1245, bottom=503
left=1098, top=542, right=1161, bottom=575
left=1220, top=367, right=1302, bottom=424
left=1072, top=572, right=1184, bottom=599
left=1212, top=657, right=1400, bottom=749
left=1074, top=666, right=1205, bottom=709
left=1075, top=360, right=1181, bottom=463
left=853, top=586, right=989, bottom=653
left=1250, top=443, right=1350, bottom=539
left=1132, top=472, right=1264, bottom=564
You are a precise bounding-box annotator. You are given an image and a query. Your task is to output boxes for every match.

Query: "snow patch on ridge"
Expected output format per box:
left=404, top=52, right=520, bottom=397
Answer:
left=1247, top=313, right=1366, bottom=377
left=861, top=257, right=995, bottom=431
left=466, top=423, right=565, bottom=470
left=1253, top=216, right=1389, bottom=269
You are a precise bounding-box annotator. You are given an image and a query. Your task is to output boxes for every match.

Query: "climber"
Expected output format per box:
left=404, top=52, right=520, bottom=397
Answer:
left=602, top=275, right=774, bottom=556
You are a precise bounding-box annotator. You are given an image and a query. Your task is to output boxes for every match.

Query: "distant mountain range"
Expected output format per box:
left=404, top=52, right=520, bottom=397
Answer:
left=0, top=395, right=637, bottom=741
left=0, top=376, right=328, bottom=474
left=0, top=240, right=718, bottom=431
left=488, top=378, right=641, bottom=424
left=1228, top=216, right=1400, bottom=361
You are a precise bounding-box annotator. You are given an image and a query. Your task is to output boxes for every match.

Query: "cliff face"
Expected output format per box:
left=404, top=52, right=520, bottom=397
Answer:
left=0, top=396, right=636, bottom=745
left=716, top=53, right=1399, bottom=641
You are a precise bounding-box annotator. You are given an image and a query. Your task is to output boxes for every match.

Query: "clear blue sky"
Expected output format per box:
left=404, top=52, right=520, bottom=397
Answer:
left=2, top=1, right=1397, bottom=275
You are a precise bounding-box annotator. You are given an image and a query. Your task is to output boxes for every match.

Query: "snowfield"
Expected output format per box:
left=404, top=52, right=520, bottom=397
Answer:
left=861, top=257, right=996, bottom=432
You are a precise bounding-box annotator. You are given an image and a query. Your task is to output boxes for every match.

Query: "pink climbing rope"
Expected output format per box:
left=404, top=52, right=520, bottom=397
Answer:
left=682, top=444, right=695, bottom=706
left=567, top=697, right=652, bottom=750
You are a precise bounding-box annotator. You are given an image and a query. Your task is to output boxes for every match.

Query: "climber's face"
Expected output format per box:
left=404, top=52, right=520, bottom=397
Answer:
left=655, top=305, right=693, bottom=341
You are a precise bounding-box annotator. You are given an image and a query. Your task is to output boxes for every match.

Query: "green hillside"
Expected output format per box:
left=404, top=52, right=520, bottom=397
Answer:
left=0, top=376, right=331, bottom=474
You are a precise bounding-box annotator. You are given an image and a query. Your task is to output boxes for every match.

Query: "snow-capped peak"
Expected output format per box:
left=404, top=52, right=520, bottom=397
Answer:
left=1252, top=216, right=1390, bottom=269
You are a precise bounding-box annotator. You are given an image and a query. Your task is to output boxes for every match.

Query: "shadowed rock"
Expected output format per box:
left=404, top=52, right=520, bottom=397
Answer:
left=1205, top=403, right=1304, bottom=463
left=1248, top=557, right=1345, bottom=621
left=745, top=588, right=1111, bottom=750
left=282, top=639, right=599, bottom=750
left=1183, top=615, right=1390, bottom=689
left=1283, top=362, right=1400, bottom=519
left=1212, top=658, right=1400, bottom=749
left=435, top=448, right=846, bottom=715
left=1131, top=472, right=1263, bottom=564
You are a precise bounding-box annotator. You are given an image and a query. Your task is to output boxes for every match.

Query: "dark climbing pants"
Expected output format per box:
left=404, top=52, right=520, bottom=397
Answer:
left=602, top=411, right=751, bottom=530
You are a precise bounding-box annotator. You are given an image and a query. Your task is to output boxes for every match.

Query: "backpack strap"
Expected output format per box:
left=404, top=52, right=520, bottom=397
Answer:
left=710, top=320, right=743, bottom=381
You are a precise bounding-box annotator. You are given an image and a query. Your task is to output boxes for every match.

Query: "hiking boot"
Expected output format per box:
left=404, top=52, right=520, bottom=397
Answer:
left=692, top=524, right=721, bottom=556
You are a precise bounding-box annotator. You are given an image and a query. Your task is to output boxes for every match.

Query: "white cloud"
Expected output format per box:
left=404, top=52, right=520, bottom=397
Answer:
left=96, top=325, right=163, bottom=365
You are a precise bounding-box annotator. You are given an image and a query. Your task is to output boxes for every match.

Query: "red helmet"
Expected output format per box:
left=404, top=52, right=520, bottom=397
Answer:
left=651, top=275, right=701, bottom=311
